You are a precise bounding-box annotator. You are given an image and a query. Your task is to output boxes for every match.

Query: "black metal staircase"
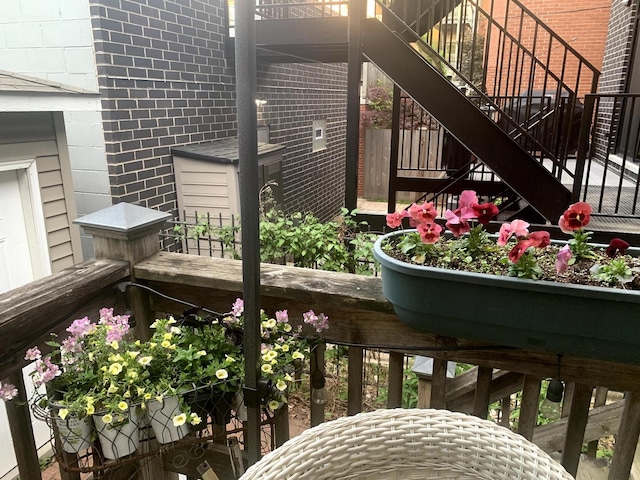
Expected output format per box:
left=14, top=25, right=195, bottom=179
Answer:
left=246, top=0, right=604, bottom=222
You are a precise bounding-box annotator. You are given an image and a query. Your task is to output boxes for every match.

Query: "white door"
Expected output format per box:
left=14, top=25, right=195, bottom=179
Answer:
left=0, top=168, right=49, bottom=480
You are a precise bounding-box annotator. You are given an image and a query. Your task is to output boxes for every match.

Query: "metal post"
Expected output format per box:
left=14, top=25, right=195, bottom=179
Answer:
left=345, top=0, right=364, bottom=211
left=235, top=0, right=262, bottom=466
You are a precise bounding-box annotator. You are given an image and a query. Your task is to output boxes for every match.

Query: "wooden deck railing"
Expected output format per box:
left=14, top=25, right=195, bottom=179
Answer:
left=2, top=206, right=640, bottom=479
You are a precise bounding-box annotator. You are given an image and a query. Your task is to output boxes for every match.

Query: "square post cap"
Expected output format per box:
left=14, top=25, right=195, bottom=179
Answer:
left=73, top=203, right=171, bottom=241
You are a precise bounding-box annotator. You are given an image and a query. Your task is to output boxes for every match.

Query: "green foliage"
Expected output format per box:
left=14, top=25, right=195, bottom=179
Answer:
left=568, top=229, right=596, bottom=260
left=503, top=250, right=544, bottom=280
left=590, top=258, right=634, bottom=285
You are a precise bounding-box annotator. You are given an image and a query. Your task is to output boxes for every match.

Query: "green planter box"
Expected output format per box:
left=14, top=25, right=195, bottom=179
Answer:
left=374, top=230, right=640, bottom=366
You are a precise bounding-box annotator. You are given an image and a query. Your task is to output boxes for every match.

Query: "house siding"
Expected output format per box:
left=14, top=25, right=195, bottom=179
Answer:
left=0, top=112, right=80, bottom=273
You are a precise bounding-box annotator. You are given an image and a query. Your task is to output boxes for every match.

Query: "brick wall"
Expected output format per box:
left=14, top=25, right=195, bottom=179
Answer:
left=599, top=0, right=638, bottom=94
left=92, top=0, right=347, bottom=222
left=483, top=0, right=610, bottom=96
left=257, top=62, right=348, bottom=221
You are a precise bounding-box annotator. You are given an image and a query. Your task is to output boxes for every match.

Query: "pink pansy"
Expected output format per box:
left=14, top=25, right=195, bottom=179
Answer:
left=498, top=219, right=530, bottom=245
left=556, top=245, right=573, bottom=274
left=417, top=222, right=442, bottom=244
left=528, top=231, right=550, bottom=249
left=445, top=209, right=470, bottom=238
left=386, top=210, right=407, bottom=229
left=458, top=190, right=479, bottom=209
left=408, top=202, right=438, bottom=225
left=508, top=239, right=533, bottom=263
left=497, top=223, right=512, bottom=246
left=559, top=202, right=592, bottom=233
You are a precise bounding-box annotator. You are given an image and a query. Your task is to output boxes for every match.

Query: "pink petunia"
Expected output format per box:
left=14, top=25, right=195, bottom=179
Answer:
left=556, top=245, right=573, bottom=274
left=385, top=210, right=407, bottom=229
left=275, top=310, right=289, bottom=323
left=417, top=222, right=442, bottom=244
left=24, top=347, right=41, bottom=361
left=0, top=383, right=18, bottom=401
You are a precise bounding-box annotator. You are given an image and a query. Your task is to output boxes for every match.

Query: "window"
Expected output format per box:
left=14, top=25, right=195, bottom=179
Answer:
left=312, top=120, right=327, bottom=152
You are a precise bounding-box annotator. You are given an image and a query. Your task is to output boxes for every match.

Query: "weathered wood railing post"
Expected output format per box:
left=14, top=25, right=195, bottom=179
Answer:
left=74, top=203, right=170, bottom=340
left=75, top=203, right=174, bottom=480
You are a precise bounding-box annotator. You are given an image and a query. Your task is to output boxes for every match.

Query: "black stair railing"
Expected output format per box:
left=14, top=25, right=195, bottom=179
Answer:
left=377, top=0, right=600, bottom=177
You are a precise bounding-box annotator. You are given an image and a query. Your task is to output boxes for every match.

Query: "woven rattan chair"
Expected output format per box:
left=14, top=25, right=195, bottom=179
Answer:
left=240, top=408, right=573, bottom=480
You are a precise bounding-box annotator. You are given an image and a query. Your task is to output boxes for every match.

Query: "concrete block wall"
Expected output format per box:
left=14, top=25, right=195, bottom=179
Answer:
left=0, top=0, right=110, bottom=259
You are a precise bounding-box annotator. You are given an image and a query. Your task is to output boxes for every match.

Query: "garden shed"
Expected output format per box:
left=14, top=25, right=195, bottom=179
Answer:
left=172, top=137, right=285, bottom=224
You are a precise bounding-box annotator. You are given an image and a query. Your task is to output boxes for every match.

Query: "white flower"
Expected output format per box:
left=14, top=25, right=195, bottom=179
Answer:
left=173, top=413, right=187, bottom=427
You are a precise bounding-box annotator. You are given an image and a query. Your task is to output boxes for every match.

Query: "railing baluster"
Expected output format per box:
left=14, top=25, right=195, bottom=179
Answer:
left=517, top=375, right=541, bottom=441
left=386, top=351, right=404, bottom=408
left=430, top=357, right=448, bottom=409
left=472, top=366, right=492, bottom=419
left=561, top=383, right=594, bottom=477
left=347, top=346, right=364, bottom=415
left=608, top=392, right=640, bottom=480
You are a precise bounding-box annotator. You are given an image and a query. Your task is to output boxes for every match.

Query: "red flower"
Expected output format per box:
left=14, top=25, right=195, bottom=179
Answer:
left=471, top=202, right=499, bottom=225
left=558, top=202, right=592, bottom=233
left=528, top=231, right=550, bottom=249
left=606, top=238, right=630, bottom=258
left=508, top=239, right=533, bottom=263
left=417, top=222, right=442, bottom=244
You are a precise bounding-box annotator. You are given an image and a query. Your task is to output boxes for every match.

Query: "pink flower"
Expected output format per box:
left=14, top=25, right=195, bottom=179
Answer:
left=275, top=310, right=289, bottom=323
left=417, top=222, right=442, bottom=244
left=24, top=347, right=41, bottom=361
left=408, top=202, right=437, bottom=225
left=458, top=190, right=478, bottom=209
left=386, top=210, right=407, bottom=229
left=231, top=298, right=244, bottom=317
left=66, top=317, right=95, bottom=337
left=556, top=245, right=573, bottom=274
left=508, top=239, right=533, bottom=263
left=445, top=209, right=470, bottom=238
left=606, top=238, right=629, bottom=258
left=303, top=310, right=329, bottom=332
left=528, top=231, right=550, bottom=249
left=0, top=383, right=18, bottom=401
left=497, top=219, right=530, bottom=246
left=558, top=202, right=592, bottom=233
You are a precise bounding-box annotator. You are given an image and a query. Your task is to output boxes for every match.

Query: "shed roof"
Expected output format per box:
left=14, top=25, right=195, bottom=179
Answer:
left=172, top=137, right=285, bottom=164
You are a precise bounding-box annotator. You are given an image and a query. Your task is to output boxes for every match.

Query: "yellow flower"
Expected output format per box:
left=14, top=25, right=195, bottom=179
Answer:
left=149, top=320, right=159, bottom=329
left=268, top=400, right=281, bottom=411
left=281, top=344, right=289, bottom=352
left=276, top=379, right=287, bottom=391
left=150, top=342, right=157, bottom=348
left=88, top=352, right=94, bottom=361
left=161, top=340, right=171, bottom=348
left=163, top=333, right=172, bottom=341
left=215, top=369, right=229, bottom=380
left=118, top=401, right=128, bottom=411
left=128, top=351, right=140, bottom=359
left=138, top=356, right=152, bottom=366
left=108, top=384, right=118, bottom=394
left=168, top=344, right=177, bottom=350
left=173, top=413, right=187, bottom=427
left=196, top=350, right=207, bottom=357
left=284, top=373, right=293, bottom=382
left=108, top=363, right=123, bottom=375
left=144, top=393, right=152, bottom=400
left=283, top=323, right=292, bottom=332
left=58, top=409, right=69, bottom=420
left=102, top=414, right=113, bottom=424
left=261, top=364, right=273, bottom=374
left=127, top=370, right=138, bottom=380
left=155, top=396, right=164, bottom=403
left=110, top=341, right=119, bottom=349
left=137, top=387, right=145, bottom=396
left=170, top=326, right=181, bottom=334
left=134, top=339, right=142, bottom=346
left=225, top=355, right=236, bottom=363
left=266, top=319, right=277, bottom=329
left=190, top=413, right=202, bottom=425
left=86, top=405, right=95, bottom=415
left=167, top=317, right=177, bottom=324
left=101, top=366, right=107, bottom=372
left=124, top=390, right=131, bottom=398
left=86, top=396, right=95, bottom=405
left=292, top=351, right=305, bottom=360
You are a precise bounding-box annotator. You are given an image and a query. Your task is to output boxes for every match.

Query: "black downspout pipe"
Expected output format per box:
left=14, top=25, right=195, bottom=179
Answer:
left=345, top=0, right=364, bottom=211
left=235, top=0, right=262, bottom=466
